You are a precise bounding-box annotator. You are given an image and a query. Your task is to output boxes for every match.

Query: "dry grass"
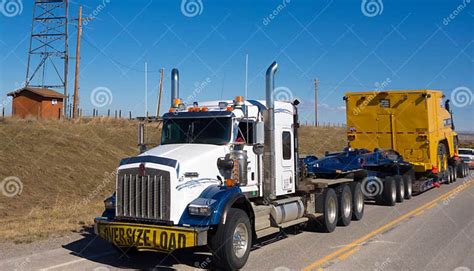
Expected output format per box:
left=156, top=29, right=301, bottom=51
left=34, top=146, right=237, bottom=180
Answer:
left=0, top=118, right=161, bottom=242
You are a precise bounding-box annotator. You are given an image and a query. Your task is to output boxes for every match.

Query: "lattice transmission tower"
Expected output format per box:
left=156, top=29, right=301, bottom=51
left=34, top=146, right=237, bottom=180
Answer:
left=25, top=0, right=69, bottom=114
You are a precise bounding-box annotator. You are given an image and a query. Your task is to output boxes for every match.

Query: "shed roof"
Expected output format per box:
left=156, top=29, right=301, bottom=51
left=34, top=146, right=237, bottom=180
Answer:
left=7, top=87, right=67, bottom=99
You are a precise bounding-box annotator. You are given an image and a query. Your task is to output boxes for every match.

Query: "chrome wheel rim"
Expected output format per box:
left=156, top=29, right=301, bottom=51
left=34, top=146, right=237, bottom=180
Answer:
left=356, top=191, right=363, bottom=213
left=407, top=181, right=412, bottom=196
left=233, top=223, right=248, bottom=258
left=343, top=192, right=351, bottom=218
left=328, top=197, right=337, bottom=223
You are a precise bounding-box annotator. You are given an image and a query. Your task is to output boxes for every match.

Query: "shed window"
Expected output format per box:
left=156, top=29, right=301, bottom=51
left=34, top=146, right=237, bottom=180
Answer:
left=282, top=131, right=292, bottom=160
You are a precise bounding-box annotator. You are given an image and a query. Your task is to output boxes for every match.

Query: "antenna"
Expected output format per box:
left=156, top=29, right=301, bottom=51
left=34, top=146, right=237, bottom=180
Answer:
left=245, top=54, right=248, bottom=99
left=145, top=61, right=148, bottom=117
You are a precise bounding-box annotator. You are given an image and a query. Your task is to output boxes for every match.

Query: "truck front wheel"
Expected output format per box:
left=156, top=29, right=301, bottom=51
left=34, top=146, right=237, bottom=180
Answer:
left=209, top=208, right=252, bottom=270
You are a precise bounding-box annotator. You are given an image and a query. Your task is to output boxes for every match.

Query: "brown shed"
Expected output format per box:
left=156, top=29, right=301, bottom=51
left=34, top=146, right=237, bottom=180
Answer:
left=7, top=87, right=66, bottom=119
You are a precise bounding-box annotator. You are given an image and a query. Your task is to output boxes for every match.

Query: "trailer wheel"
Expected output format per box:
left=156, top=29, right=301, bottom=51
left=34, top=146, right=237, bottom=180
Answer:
left=337, top=185, right=352, bottom=227
left=462, top=164, right=467, bottom=178
left=456, top=164, right=463, bottom=178
left=318, top=188, right=338, bottom=233
left=449, top=166, right=455, bottom=183
left=403, top=173, right=413, bottom=200
left=465, top=164, right=470, bottom=177
left=350, top=182, right=364, bottom=221
left=445, top=167, right=452, bottom=184
left=382, top=176, right=397, bottom=206
left=395, top=176, right=405, bottom=203
left=208, top=208, right=252, bottom=270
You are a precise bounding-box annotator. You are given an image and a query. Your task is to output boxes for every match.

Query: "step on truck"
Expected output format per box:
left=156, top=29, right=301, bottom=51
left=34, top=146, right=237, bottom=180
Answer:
left=345, top=90, right=470, bottom=194
left=95, top=62, right=367, bottom=270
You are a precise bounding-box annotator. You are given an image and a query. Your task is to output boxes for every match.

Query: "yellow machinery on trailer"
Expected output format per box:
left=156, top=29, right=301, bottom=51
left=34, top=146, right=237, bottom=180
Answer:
left=344, top=90, right=470, bottom=192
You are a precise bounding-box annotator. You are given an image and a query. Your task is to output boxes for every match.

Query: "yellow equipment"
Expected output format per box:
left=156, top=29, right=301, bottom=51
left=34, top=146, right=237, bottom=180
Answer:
left=345, top=90, right=460, bottom=176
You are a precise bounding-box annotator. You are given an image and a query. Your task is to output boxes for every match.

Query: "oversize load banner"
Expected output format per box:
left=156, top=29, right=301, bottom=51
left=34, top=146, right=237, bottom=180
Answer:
left=97, top=222, right=197, bottom=252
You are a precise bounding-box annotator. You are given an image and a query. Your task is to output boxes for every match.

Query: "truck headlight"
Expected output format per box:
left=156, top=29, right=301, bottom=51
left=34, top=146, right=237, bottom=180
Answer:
left=188, top=204, right=212, bottom=216
left=104, top=194, right=115, bottom=210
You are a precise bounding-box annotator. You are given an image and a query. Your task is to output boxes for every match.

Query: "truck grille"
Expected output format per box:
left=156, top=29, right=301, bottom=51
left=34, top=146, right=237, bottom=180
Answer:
left=116, top=168, right=171, bottom=221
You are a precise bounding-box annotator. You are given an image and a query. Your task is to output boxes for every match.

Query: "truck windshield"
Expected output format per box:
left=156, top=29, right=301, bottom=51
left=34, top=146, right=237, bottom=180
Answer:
left=161, top=117, right=232, bottom=145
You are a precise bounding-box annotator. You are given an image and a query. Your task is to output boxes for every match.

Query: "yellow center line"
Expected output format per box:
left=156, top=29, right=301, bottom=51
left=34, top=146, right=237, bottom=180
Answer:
left=303, top=180, right=474, bottom=271
left=337, top=247, right=360, bottom=261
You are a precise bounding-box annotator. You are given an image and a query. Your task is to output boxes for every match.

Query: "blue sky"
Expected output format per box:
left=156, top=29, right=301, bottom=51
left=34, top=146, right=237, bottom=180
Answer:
left=0, top=0, right=473, bottom=130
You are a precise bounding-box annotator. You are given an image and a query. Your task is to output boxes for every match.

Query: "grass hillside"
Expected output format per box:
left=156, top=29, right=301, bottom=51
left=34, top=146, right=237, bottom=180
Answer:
left=0, top=119, right=344, bottom=242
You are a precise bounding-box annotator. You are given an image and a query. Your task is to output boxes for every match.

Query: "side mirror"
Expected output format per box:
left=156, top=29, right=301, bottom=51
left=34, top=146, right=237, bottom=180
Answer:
left=254, top=122, right=264, bottom=144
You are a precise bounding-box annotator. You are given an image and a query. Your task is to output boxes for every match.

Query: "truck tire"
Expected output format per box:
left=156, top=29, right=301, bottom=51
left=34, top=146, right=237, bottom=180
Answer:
left=445, top=167, right=452, bottom=184
left=395, top=175, right=405, bottom=203
left=337, top=185, right=352, bottom=227
left=318, top=188, right=338, bottom=233
left=350, top=182, right=364, bottom=221
left=457, top=164, right=464, bottom=178
left=465, top=164, right=470, bottom=177
left=449, top=166, right=455, bottom=183
left=382, top=176, right=397, bottom=206
left=208, top=208, right=252, bottom=270
left=403, top=173, right=413, bottom=200
left=452, top=165, right=457, bottom=182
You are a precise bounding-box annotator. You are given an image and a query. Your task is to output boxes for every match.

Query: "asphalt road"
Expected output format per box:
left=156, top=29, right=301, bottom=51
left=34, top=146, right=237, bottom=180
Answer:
left=1, top=171, right=473, bottom=271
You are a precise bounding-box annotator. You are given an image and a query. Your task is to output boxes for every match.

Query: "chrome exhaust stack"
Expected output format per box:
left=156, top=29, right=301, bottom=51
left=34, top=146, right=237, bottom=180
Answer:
left=171, top=68, right=179, bottom=107
left=263, top=61, right=278, bottom=199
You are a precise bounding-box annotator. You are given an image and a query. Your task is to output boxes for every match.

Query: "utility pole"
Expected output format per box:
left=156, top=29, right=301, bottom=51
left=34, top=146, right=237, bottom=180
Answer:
left=156, top=68, right=164, bottom=118
left=72, top=6, right=83, bottom=119
left=314, top=79, right=319, bottom=127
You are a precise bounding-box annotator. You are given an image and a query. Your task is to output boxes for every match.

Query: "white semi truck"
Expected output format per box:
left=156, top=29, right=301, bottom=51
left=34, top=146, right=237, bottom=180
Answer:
left=95, top=62, right=367, bottom=270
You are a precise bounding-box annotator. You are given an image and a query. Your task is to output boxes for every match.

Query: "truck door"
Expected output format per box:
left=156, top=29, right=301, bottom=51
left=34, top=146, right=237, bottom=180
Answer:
left=238, top=122, right=258, bottom=188
left=377, top=114, right=393, bottom=149
left=280, top=129, right=295, bottom=194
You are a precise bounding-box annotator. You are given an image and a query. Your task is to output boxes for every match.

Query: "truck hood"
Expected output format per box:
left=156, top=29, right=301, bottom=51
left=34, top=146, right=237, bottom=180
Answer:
left=141, top=144, right=229, bottom=178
